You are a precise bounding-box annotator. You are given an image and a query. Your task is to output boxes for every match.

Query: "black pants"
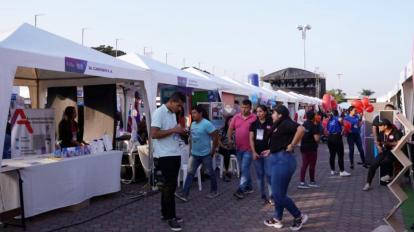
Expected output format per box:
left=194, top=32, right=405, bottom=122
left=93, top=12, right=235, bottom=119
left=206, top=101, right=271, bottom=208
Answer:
left=157, top=156, right=181, bottom=220
left=367, top=151, right=394, bottom=184
left=327, top=134, right=345, bottom=172
left=347, top=133, right=366, bottom=165
left=219, top=147, right=235, bottom=171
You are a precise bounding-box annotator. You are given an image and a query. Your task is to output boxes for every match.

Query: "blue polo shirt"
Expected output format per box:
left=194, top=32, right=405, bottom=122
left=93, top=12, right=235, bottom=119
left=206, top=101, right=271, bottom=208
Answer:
left=190, top=119, right=217, bottom=156
left=344, top=115, right=360, bottom=134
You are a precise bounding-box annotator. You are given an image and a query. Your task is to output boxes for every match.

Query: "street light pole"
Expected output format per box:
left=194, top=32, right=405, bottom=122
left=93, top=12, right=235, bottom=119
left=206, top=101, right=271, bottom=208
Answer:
left=115, top=38, right=122, bottom=57
left=81, top=28, right=89, bottom=46
left=34, top=14, right=45, bottom=27
left=297, top=24, right=312, bottom=70
left=337, top=73, right=343, bottom=90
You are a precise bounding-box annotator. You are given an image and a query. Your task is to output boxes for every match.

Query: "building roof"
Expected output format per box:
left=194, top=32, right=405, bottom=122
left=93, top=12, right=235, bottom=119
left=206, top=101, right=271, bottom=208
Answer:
left=262, top=67, right=324, bottom=81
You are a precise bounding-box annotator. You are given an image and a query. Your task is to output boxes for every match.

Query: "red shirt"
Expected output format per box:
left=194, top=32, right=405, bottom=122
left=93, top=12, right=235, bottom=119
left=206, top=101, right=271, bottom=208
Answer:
left=230, top=113, right=257, bottom=151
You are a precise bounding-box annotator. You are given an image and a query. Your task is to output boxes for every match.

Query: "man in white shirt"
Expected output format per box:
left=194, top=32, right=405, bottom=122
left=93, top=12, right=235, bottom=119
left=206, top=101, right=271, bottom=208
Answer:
left=151, top=92, right=187, bottom=232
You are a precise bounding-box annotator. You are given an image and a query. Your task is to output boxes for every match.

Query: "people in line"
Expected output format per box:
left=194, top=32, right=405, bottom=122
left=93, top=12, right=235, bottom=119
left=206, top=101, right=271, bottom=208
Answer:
left=261, top=105, right=308, bottom=231
left=175, top=105, right=219, bottom=201
left=249, top=105, right=273, bottom=205
left=218, top=116, right=235, bottom=182
left=58, top=106, right=86, bottom=148
left=363, top=119, right=401, bottom=191
left=151, top=92, right=187, bottom=232
left=298, top=111, right=321, bottom=189
left=326, top=110, right=351, bottom=177
left=344, top=106, right=368, bottom=169
left=228, top=99, right=257, bottom=199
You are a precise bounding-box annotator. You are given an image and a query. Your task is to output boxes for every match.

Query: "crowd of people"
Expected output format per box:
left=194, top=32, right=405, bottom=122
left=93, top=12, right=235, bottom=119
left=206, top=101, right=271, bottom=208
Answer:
left=150, top=92, right=402, bottom=232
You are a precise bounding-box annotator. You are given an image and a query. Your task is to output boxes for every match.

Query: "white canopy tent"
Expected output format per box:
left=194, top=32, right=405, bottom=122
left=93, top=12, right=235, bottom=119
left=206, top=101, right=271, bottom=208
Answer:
left=118, top=53, right=219, bottom=112
left=0, top=23, right=154, bottom=167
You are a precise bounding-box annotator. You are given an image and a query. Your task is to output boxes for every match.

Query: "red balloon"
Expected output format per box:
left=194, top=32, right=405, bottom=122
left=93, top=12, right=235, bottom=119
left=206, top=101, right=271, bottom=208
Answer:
left=365, top=104, right=374, bottom=113
left=331, top=99, right=338, bottom=109
left=352, top=99, right=363, bottom=109
left=322, top=94, right=332, bottom=111
left=361, top=97, right=370, bottom=108
left=343, top=120, right=352, bottom=133
left=356, top=107, right=364, bottom=114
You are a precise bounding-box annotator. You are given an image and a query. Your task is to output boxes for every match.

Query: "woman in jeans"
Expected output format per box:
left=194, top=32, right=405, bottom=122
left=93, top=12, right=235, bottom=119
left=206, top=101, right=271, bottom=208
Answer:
left=261, top=105, right=308, bottom=231
left=249, top=105, right=273, bottom=205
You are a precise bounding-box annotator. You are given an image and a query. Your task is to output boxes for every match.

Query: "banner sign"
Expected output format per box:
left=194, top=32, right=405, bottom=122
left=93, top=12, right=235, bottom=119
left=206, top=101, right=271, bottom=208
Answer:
left=11, top=109, right=55, bottom=157
left=177, top=76, right=188, bottom=87
left=65, top=57, right=87, bottom=74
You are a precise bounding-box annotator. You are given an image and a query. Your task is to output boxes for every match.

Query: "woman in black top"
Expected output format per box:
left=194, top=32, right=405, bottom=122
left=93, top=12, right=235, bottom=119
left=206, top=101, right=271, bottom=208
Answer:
left=262, top=105, right=308, bottom=231
left=249, top=105, right=273, bottom=205
left=218, top=116, right=235, bottom=181
left=58, top=106, right=83, bottom=148
left=363, top=119, right=401, bottom=191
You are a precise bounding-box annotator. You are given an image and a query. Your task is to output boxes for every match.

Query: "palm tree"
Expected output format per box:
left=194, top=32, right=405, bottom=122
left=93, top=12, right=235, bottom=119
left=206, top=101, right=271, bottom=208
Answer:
left=327, top=89, right=346, bottom=103
left=360, top=89, right=375, bottom=97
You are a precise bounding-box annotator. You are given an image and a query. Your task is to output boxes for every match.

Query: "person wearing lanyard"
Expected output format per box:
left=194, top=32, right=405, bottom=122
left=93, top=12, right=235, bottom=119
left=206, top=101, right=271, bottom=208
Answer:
left=344, top=106, right=368, bottom=169
left=249, top=105, right=273, bottom=205
left=363, top=119, right=401, bottom=191
left=327, top=110, right=351, bottom=177
left=261, top=105, right=308, bottom=231
left=298, top=111, right=321, bottom=189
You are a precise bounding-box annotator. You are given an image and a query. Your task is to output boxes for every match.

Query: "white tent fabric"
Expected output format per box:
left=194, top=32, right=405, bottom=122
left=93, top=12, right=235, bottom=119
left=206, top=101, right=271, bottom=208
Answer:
left=0, top=23, right=153, bottom=167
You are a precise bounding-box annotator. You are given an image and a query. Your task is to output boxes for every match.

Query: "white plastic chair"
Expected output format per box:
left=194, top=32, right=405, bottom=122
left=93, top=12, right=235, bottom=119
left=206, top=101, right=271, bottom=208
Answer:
left=177, top=145, right=202, bottom=191
left=229, top=154, right=240, bottom=178
left=213, top=154, right=225, bottom=178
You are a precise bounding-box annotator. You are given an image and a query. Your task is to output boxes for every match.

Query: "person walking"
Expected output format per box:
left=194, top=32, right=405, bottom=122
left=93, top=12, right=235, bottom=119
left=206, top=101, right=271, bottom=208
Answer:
left=298, top=111, right=321, bottom=189
left=151, top=92, right=187, bottom=231
left=175, top=105, right=219, bottom=201
left=344, top=106, right=368, bottom=169
left=228, top=99, right=257, bottom=199
left=249, top=105, right=273, bottom=205
left=326, top=110, right=351, bottom=177
left=261, top=105, right=309, bottom=231
left=363, top=119, right=401, bottom=191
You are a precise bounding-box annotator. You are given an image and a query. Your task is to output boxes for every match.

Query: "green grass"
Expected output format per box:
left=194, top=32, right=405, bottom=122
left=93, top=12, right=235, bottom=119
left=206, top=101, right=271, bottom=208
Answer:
left=402, top=186, right=414, bottom=230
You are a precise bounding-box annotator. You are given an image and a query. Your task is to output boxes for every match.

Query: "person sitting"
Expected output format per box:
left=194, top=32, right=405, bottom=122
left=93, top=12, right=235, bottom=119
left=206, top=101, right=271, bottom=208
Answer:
left=58, top=106, right=84, bottom=148
left=363, top=119, right=401, bottom=191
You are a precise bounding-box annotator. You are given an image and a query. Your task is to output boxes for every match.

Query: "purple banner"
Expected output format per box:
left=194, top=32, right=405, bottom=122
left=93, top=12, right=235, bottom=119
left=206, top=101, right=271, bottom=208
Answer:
left=177, top=76, right=187, bottom=87
left=65, top=57, right=87, bottom=74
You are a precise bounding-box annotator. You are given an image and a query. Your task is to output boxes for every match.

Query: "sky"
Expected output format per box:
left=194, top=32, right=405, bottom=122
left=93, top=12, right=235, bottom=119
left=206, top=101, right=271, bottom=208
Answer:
left=1, top=0, right=413, bottom=97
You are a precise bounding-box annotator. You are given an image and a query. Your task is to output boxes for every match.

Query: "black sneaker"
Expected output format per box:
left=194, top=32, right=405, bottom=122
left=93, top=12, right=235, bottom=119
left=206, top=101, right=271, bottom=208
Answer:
left=161, top=217, right=183, bottom=223
left=362, top=163, right=369, bottom=168
left=289, top=214, right=308, bottom=231
left=350, top=164, right=354, bottom=170
left=168, top=219, right=182, bottom=231
left=174, top=192, right=188, bottom=202
left=233, top=190, right=244, bottom=199
left=244, top=188, right=254, bottom=194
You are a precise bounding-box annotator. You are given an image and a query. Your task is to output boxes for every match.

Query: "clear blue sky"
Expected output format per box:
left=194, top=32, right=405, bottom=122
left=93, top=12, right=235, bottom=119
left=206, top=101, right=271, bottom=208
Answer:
left=1, top=0, right=413, bottom=97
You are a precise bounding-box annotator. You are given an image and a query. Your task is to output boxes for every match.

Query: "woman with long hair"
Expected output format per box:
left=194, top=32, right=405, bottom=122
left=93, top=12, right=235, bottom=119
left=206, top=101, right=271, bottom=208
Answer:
left=261, top=105, right=308, bottom=231
left=58, top=106, right=83, bottom=148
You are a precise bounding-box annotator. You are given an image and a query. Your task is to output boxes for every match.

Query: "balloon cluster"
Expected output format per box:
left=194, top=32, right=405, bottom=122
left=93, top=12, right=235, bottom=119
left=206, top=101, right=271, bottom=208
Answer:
left=322, top=94, right=337, bottom=112
left=351, top=96, right=374, bottom=114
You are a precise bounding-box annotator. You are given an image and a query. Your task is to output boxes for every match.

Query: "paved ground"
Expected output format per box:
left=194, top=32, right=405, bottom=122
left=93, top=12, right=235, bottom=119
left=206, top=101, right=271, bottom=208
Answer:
left=3, top=144, right=402, bottom=232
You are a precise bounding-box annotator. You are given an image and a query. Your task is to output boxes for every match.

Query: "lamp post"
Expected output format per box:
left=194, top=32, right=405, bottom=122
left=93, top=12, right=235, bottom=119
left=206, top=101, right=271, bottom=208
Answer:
left=81, top=27, right=89, bottom=46
left=34, top=14, right=45, bottom=27
left=337, top=73, right=343, bottom=90
left=297, top=24, right=312, bottom=69
left=115, top=38, right=122, bottom=57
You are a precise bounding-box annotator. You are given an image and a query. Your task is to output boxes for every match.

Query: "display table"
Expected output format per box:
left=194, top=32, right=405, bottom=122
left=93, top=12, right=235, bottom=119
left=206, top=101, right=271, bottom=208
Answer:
left=0, top=151, right=122, bottom=218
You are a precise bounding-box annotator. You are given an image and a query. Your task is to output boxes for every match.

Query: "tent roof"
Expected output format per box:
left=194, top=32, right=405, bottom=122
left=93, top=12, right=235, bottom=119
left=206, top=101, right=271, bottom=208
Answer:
left=118, top=53, right=217, bottom=90
left=0, top=23, right=146, bottom=76
left=263, top=67, right=323, bottom=82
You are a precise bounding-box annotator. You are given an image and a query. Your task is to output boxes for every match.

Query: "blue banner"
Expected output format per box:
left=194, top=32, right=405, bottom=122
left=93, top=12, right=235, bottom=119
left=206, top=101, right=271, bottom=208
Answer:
left=65, top=57, right=87, bottom=74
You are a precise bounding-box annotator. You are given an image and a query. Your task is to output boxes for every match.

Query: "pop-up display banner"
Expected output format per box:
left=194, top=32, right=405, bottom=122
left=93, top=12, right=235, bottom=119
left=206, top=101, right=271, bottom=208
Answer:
left=11, top=108, right=55, bottom=157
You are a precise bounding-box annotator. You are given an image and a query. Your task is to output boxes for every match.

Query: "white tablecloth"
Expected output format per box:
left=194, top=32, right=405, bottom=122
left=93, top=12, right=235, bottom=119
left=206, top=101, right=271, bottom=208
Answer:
left=0, top=151, right=122, bottom=217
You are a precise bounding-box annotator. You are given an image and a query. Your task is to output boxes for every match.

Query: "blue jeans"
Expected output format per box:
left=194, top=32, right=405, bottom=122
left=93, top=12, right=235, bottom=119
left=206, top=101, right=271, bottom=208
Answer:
left=254, top=157, right=272, bottom=199
left=182, top=154, right=217, bottom=196
left=236, top=150, right=253, bottom=192
left=270, top=151, right=301, bottom=220
left=347, top=133, right=366, bottom=164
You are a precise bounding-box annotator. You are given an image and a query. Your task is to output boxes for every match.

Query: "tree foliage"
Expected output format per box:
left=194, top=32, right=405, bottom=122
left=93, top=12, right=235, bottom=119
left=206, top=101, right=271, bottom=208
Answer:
left=360, top=89, right=375, bottom=97
left=91, top=45, right=126, bottom=57
left=327, top=89, right=346, bottom=103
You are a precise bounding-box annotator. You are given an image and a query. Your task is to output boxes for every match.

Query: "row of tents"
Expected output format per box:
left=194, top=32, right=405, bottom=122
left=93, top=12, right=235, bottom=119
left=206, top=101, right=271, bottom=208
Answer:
left=0, top=23, right=322, bottom=165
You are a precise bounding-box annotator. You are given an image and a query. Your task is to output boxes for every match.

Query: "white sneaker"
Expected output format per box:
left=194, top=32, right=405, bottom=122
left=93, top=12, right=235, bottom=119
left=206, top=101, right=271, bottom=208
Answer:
left=330, top=170, right=336, bottom=176
left=264, top=218, right=284, bottom=229
left=339, top=171, right=351, bottom=177
left=380, top=175, right=391, bottom=182
left=297, top=182, right=311, bottom=189
left=362, top=183, right=371, bottom=191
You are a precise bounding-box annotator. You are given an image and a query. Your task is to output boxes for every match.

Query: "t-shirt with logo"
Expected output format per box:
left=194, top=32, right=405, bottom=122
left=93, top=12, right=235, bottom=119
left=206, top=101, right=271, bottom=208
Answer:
left=249, top=118, right=273, bottom=154
left=378, top=128, right=402, bottom=152
left=190, top=118, right=217, bottom=156
left=300, top=120, right=319, bottom=152
left=344, top=115, right=361, bottom=134
left=327, top=116, right=342, bottom=134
